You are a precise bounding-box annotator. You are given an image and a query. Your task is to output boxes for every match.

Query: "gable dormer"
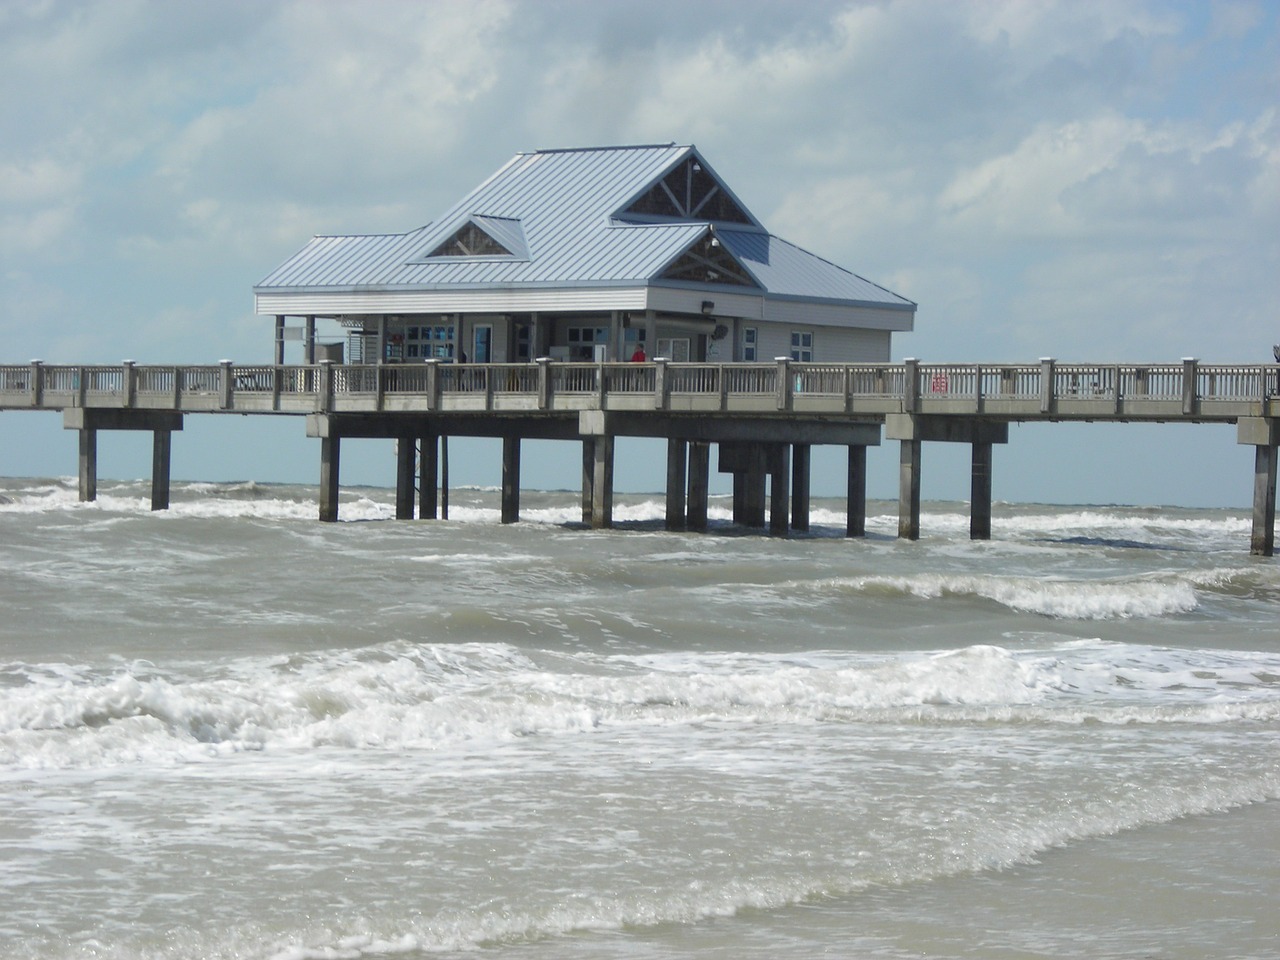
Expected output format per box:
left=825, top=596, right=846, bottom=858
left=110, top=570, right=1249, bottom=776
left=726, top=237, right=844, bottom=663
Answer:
left=416, top=215, right=529, bottom=261
left=658, top=228, right=760, bottom=288
left=617, top=154, right=758, bottom=227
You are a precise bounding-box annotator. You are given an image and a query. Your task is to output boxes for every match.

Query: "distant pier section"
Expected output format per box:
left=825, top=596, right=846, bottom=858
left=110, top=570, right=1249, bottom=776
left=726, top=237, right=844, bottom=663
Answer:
left=2, top=358, right=1277, bottom=556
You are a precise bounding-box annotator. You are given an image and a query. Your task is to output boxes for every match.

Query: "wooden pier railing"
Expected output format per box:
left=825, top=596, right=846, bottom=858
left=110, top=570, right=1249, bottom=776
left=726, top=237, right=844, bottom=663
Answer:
left=1, top=358, right=1277, bottom=422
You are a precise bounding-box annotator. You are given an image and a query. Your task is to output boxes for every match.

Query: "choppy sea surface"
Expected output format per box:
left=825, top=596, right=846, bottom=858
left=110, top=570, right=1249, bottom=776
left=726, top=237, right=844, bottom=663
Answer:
left=1, top=476, right=1277, bottom=959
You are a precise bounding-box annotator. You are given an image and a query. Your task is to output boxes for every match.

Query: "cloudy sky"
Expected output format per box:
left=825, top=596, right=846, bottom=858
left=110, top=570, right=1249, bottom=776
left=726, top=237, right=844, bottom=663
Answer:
left=2, top=0, right=1277, bottom=507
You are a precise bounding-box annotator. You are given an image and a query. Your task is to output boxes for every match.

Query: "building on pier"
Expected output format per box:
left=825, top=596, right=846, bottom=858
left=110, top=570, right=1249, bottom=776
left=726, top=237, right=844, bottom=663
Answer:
left=254, top=144, right=916, bottom=367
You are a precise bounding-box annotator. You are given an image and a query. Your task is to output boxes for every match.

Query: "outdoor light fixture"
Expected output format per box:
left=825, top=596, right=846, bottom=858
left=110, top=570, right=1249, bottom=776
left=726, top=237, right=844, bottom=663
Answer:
left=701, top=300, right=714, bottom=315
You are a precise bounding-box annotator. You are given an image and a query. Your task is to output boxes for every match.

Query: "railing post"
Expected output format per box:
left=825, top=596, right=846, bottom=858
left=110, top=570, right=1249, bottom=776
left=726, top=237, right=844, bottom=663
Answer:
left=1182, top=358, right=1199, bottom=415
left=903, top=358, right=919, bottom=412
left=595, top=362, right=606, bottom=408
left=271, top=365, right=282, bottom=411
left=122, top=360, right=137, bottom=408
left=219, top=360, right=234, bottom=410
left=776, top=357, right=792, bottom=411
left=29, top=360, right=43, bottom=408
left=536, top=357, right=551, bottom=409
left=76, top=366, right=87, bottom=408
left=654, top=357, right=670, bottom=410
left=318, top=359, right=334, bottom=412
left=974, top=364, right=983, bottom=412
left=1039, top=358, right=1055, bottom=414
left=426, top=359, right=441, bottom=411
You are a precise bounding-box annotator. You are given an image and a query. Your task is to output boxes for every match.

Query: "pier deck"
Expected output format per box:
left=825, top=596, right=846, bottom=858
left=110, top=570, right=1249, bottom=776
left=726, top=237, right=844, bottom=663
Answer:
left=2, top=358, right=1277, bottom=554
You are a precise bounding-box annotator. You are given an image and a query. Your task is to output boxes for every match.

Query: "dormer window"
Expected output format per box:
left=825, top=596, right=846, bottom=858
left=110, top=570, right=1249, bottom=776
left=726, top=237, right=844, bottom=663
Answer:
left=427, top=221, right=513, bottom=258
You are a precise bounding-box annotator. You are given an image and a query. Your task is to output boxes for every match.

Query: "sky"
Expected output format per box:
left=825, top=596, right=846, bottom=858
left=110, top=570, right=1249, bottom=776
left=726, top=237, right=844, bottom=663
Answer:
left=1, top=0, right=1278, bottom=508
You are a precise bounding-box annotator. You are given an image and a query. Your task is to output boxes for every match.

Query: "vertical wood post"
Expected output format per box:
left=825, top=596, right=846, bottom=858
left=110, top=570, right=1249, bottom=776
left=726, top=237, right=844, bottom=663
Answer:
left=395, top=438, right=415, bottom=520
left=29, top=360, right=43, bottom=407
left=1182, top=358, right=1199, bottom=416
left=898, top=438, right=921, bottom=540
left=665, top=437, right=687, bottom=531
left=78, top=428, right=97, bottom=503
left=1039, top=358, right=1056, bottom=415
left=791, top=443, right=811, bottom=532
left=151, top=429, right=172, bottom=511
left=419, top=434, right=438, bottom=520
left=305, top=316, right=316, bottom=365
left=846, top=445, right=867, bottom=538
left=501, top=435, right=521, bottom=524
left=970, top=441, right=993, bottom=540
left=274, top=316, right=285, bottom=366
left=591, top=434, right=614, bottom=529
left=687, top=441, right=710, bottom=532
left=319, top=435, right=340, bottom=522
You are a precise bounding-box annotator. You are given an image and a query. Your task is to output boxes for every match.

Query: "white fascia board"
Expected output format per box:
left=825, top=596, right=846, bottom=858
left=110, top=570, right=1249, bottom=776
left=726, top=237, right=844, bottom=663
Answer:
left=255, top=286, right=650, bottom=316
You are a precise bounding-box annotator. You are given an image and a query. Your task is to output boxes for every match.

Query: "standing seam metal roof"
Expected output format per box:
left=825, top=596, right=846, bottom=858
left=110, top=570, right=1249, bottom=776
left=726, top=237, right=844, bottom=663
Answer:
left=255, top=144, right=914, bottom=310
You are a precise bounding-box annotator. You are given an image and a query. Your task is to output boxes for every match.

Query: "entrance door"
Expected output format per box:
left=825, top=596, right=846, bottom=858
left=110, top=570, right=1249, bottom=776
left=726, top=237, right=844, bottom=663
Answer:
left=473, top=324, right=492, bottom=363
left=656, top=337, right=691, bottom=361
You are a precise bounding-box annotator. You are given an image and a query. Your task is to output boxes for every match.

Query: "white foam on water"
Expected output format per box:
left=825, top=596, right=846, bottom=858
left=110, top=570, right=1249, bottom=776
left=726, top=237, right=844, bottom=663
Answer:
left=816, top=569, right=1227, bottom=619
left=5, top=641, right=1277, bottom=771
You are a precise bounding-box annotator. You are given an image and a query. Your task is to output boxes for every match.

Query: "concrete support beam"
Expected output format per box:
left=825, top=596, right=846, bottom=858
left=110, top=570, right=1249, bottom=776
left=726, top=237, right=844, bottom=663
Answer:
left=151, top=430, right=172, bottom=511
left=582, top=439, right=594, bottom=525
left=665, top=438, right=687, bottom=531
left=744, top=453, right=766, bottom=528
left=885, top=413, right=1009, bottom=445
left=395, top=438, right=415, bottom=520
left=791, top=443, right=811, bottom=532
left=440, top=435, right=449, bottom=520
left=898, top=438, right=921, bottom=541
left=687, top=441, right=710, bottom=532
left=78, top=429, right=97, bottom=503
left=502, top=435, right=521, bottom=524
left=1251, top=443, right=1277, bottom=557
left=419, top=435, right=438, bottom=520
left=971, top=441, right=993, bottom=540
left=846, top=445, right=867, bottom=538
left=591, top=434, right=614, bottom=529
left=769, top=443, right=790, bottom=536
left=1237, top=417, right=1278, bottom=557
left=319, top=435, right=340, bottom=523
left=731, top=472, right=746, bottom=524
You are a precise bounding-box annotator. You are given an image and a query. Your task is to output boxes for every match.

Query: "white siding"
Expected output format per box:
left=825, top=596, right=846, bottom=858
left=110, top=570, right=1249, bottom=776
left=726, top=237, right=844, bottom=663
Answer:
left=754, top=325, right=891, bottom=363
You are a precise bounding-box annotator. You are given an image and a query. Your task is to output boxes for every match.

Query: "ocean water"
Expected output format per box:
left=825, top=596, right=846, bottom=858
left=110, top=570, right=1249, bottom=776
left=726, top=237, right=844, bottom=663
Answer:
left=1, top=476, right=1277, bottom=960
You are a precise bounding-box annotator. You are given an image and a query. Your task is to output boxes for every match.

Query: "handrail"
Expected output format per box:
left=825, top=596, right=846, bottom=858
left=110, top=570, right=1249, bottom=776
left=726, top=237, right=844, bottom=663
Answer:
left=2, top=361, right=1277, bottom=420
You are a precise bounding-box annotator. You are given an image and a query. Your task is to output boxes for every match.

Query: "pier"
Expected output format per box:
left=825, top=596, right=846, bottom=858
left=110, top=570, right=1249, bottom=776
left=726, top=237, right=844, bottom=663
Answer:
left=2, top=357, right=1277, bottom=555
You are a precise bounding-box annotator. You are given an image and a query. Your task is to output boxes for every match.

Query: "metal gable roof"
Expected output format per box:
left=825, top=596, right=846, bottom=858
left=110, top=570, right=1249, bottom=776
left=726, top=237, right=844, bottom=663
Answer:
left=717, top=229, right=916, bottom=309
left=254, top=145, right=915, bottom=314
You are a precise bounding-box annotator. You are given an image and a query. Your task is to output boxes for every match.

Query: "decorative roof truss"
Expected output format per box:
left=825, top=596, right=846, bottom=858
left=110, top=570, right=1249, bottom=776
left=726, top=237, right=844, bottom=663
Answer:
left=659, top=231, right=759, bottom=287
left=623, top=157, right=753, bottom=224
left=427, top=220, right=514, bottom=258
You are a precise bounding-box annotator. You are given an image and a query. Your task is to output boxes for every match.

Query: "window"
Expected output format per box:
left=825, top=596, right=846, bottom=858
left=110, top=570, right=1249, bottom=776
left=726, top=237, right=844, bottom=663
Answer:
left=567, top=326, right=607, bottom=361
left=790, top=330, right=813, bottom=362
left=741, top=326, right=758, bottom=362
